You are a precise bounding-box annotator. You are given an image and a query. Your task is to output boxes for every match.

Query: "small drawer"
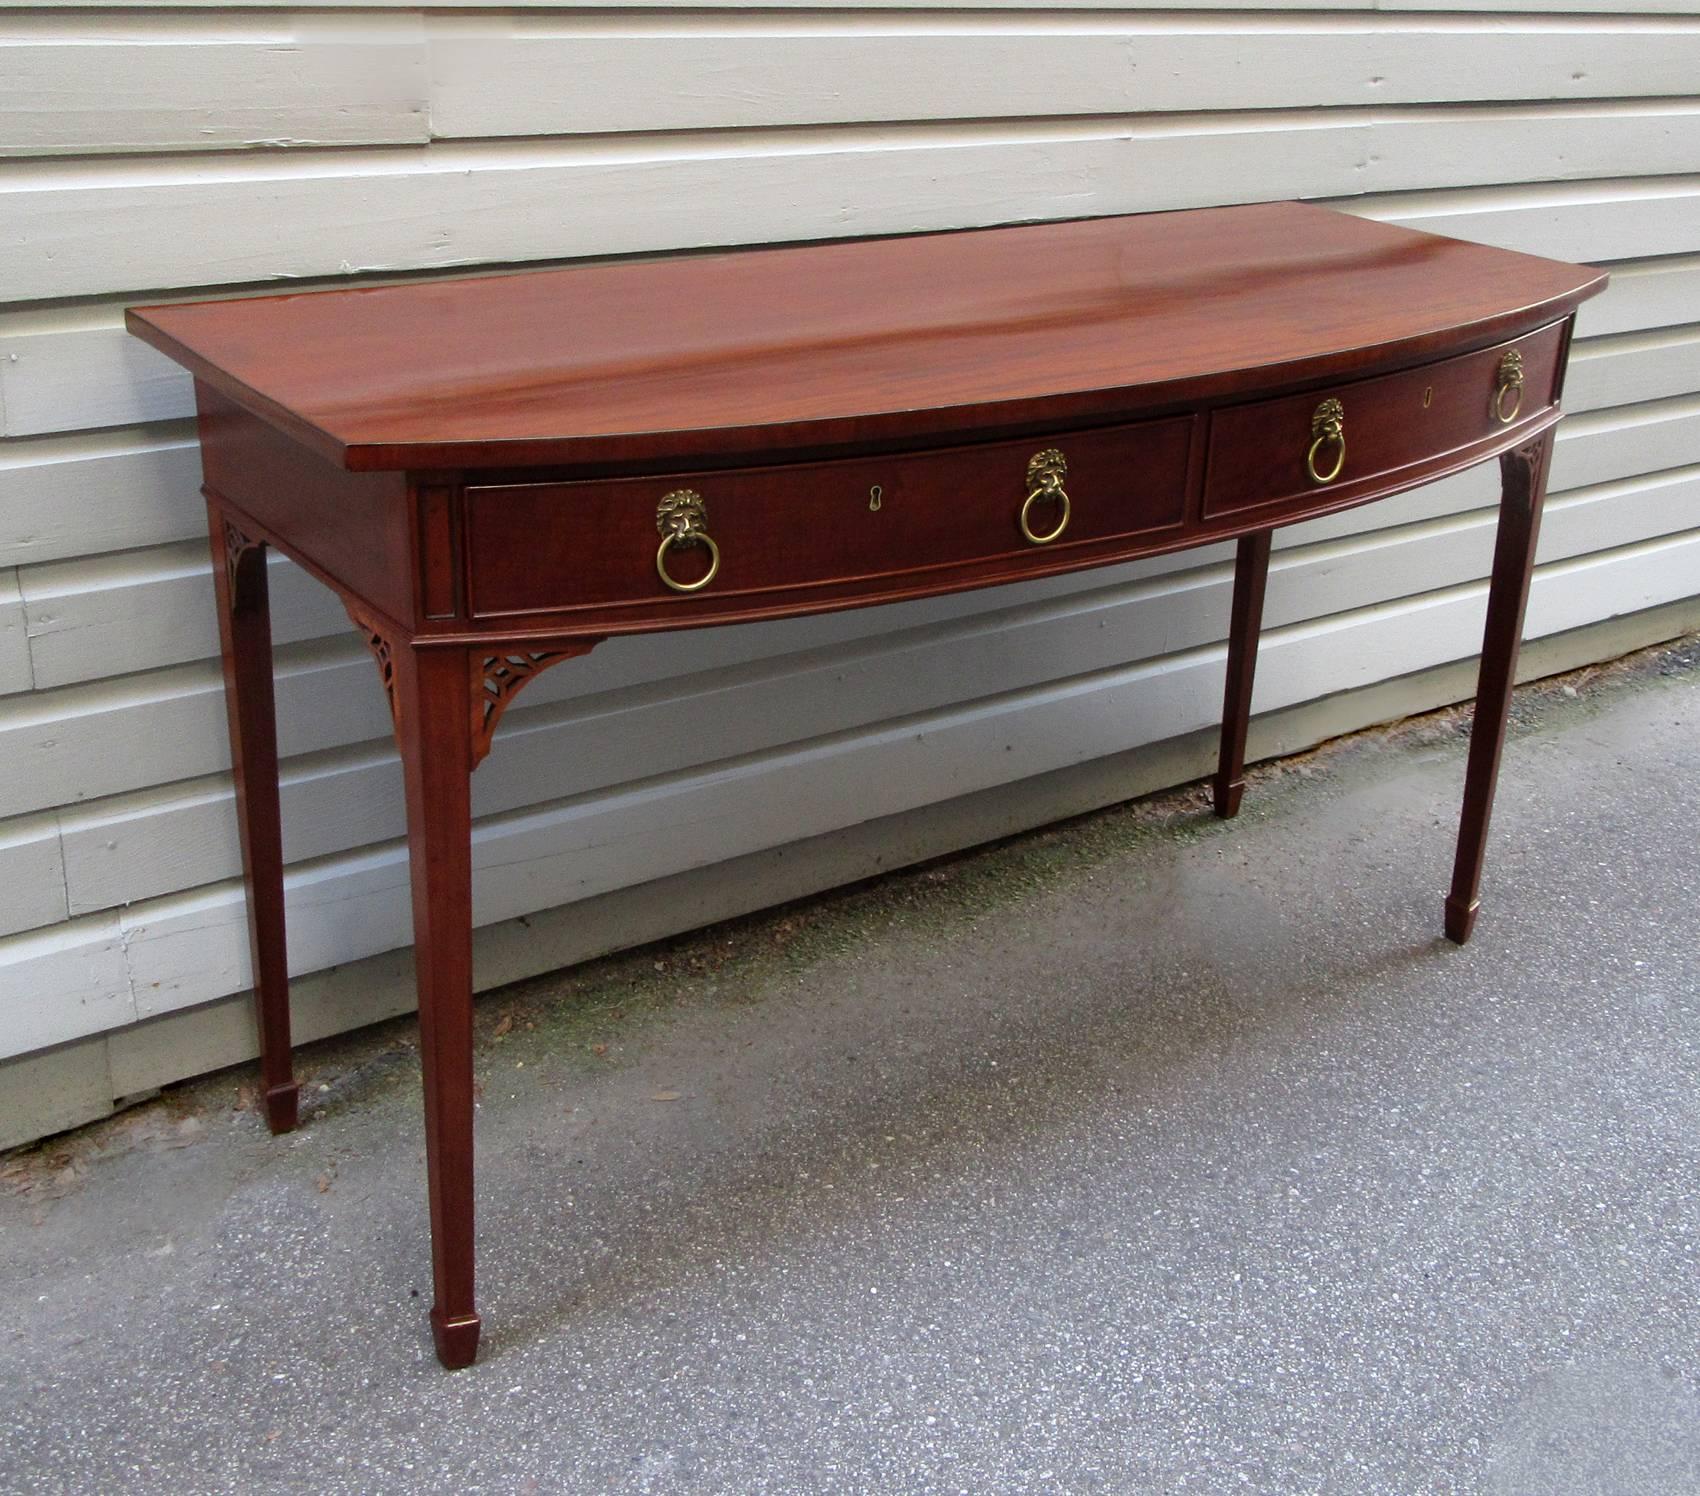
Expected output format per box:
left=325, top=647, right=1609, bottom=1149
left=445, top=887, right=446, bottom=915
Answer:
left=465, top=417, right=1194, bottom=619
left=1202, top=323, right=1566, bottom=521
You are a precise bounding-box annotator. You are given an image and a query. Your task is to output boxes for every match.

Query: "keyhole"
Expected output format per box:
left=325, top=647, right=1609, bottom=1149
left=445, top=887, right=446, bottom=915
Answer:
left=869, top=484, right=883, bottom=511
left=1422, top=386, right=1434, bottom=409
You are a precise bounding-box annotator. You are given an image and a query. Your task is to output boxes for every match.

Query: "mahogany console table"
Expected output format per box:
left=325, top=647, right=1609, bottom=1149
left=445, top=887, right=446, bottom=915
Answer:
left=128, top=203, right=1606, bottom=1367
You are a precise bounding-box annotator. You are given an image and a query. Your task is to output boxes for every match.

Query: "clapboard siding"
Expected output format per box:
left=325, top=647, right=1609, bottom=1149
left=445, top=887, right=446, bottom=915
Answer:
left=1566, top=326, right=1700, bottom=411
left=0, top=916, right=130, bottom=1058
left=1548, top=393, right=1700, bottom=489
left=14, top=18, right=1700, bottom=155
left=0, top=571, right=31, bottom=696
left=21, top=544, right=340, bottom=689
left=424, top=24, right=1700, bottom=135
left=0, top=2, right=1695, bottom=1143
left=0, top=430, right=202, bottom=568
left=0, top=329, right=193, bottom=440
left=0, top=17, right=427, bottom=156
left=1576, top=254, right=1700, bottom=338
left=0, top=813, right=65, bottom=939
left=9, top=128, right=1700, bottom=304
left=1354, top=176, right=1700, bottom=261
left=0, top=121, right=1350, bottom=301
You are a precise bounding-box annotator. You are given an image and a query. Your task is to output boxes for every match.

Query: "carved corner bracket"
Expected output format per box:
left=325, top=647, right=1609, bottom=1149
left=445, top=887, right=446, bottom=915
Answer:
left=471, top=644, right=597, bottom=768
left=341, top=605, right=599, bottom=767
left=1499, top=430, right=1553, bottom=518
left=343, top=602, right=400, bottom=735
left=222, top=519, right=266, bottom=615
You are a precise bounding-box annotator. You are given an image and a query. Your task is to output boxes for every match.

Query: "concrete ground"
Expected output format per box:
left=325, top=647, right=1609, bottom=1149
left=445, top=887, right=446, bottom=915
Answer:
left=2, top=637, right=1697, bottom=1496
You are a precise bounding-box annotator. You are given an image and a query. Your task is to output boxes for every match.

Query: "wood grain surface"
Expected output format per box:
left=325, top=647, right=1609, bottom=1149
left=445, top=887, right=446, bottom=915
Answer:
left=126, top=203, right=1605, bottom=472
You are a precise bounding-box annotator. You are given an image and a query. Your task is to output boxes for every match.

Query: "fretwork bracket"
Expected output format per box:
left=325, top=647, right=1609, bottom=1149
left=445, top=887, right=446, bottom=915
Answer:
left=1499, top=431, right=1551, bottom=518
left=343, top=602, right=400, bottom=736
left=471, top=644, right=597, bottom=768
left=341, top=605, right=598, bottom=768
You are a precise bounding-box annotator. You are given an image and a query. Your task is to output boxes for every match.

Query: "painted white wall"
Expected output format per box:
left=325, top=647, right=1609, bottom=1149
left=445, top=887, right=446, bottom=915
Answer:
left=1, top=3, right=1697, bottom=1143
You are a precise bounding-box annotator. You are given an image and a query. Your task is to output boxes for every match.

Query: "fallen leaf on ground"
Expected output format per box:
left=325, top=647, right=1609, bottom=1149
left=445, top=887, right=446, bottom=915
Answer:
left=167, top=1116, right=205, bottom=1145
left=649, top=1091, right=682, bottom=1102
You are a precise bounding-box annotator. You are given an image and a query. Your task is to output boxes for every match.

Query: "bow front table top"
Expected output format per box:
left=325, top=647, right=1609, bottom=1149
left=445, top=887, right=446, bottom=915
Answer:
left=128, top=202, right=1606, bottom=1367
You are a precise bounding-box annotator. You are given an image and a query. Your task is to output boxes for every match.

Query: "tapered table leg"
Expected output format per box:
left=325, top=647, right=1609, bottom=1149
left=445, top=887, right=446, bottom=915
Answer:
left=1445, top=431, right=1554, bottom=944
left=1213, top=530, right=1273, bottom=819
left=207, top=502, right=298, bottom=1135
left=395, top=642, right=481, bottom=1368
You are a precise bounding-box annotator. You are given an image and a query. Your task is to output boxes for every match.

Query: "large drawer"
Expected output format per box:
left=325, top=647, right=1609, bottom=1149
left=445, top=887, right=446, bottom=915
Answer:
left=1203, top=323, right=1567, bottom=521
left=465, top=416, right=1194, bottom=619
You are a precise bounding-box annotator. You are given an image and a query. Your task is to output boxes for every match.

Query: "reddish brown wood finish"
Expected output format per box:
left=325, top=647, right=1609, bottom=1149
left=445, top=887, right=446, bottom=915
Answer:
left=418, top=480, right=462, bottom=621
left=195, top=384, right=414, bottom=628
left=1214, top=532, right=1274, bottom=820
left=1445, top=431, right=1556, bottom=945
left=206, top=502, right=298, bottom=1135
left=470, top=643, right=599, bottom=766
left=1203, top=323, right=1565, bottom=522
left=464, top=416, right=1193, bottom=622
left=131, top=206, right=1606, bottom=1369
left=129, top=204, right=1604, bottom=474
left=394, top=640, right=482, bottom=1369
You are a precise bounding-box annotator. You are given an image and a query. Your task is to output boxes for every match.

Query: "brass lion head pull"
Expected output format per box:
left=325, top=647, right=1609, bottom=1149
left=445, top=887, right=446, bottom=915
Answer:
left=1020, top=448, right=1071, bottom=545
left=654, top=489, right=720, bottom=593
left=1495, top=349, right=1525, bottom=424
left=656, top=489, right=707, bottom=542
left=1307, top=398, right=1346, bottom=485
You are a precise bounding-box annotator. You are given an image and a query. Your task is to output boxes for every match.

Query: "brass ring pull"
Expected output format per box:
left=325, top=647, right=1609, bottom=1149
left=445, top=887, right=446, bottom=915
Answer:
left=654, top=488, right=720, bottom=594
left=1021, top=448, right=1071, bottom=545
left=1494, top=349, right=1525, bottom=425
left=656, top=529, right=720, bottom=593
left=1307, top=398, right=1346, bottom=485
left=1306, top=432, right=1346, bottom=485
left=1020, top=485, right=1071, bottom=545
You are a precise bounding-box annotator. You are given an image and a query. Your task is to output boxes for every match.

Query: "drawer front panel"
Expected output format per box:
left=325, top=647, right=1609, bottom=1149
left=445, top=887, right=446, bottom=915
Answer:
left=465, top=417, right=1193, bottom=619
left=1203, top=324, right=1566, bottom=521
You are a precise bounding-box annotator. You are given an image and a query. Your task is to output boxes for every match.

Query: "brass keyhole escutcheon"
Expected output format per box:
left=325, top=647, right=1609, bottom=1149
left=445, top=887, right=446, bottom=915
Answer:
left=869, top=484, right=883, bottom=512
left=1423, top=386, right=1434, bottom=409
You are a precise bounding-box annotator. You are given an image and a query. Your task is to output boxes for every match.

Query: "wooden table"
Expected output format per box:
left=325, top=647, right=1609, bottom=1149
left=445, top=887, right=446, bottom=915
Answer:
left=128, top=202, right=1606, bottom=1368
